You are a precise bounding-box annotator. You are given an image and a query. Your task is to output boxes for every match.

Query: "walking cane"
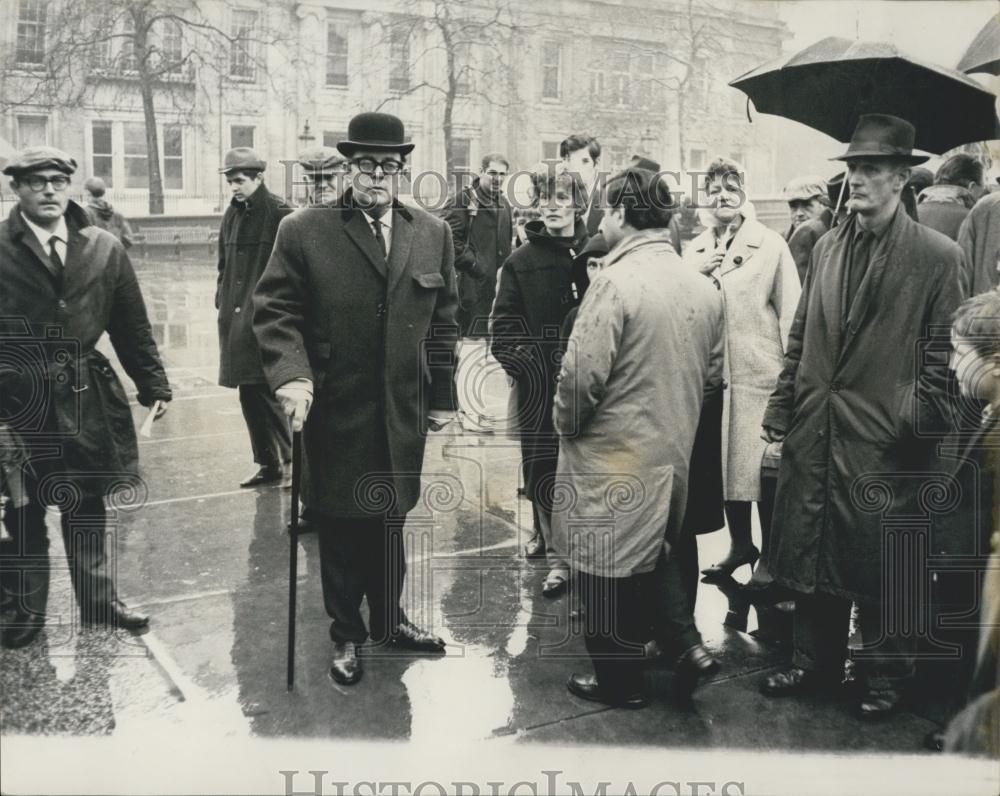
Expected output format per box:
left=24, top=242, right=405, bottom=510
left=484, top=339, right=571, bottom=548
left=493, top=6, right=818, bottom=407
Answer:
left=287, top=430, right=302, bottom=692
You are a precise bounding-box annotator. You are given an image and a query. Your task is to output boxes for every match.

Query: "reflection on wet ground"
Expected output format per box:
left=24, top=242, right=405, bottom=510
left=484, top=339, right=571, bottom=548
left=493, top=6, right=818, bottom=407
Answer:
left=0, top=261, right=958, bottom=753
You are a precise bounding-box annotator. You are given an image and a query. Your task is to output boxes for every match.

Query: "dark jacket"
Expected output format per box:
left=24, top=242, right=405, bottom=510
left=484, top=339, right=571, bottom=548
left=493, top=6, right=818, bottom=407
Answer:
left=958, top=191, right=1000, bottom=297
left=918, top=185, right=976, bottom=242
left=217, top=186, right=293, bottom=387
left=787, top=208, right=833, bottom=284
left=444, top=178, right=512, bottom=337
left=84, top=198, right=133, bottom=249
left=762, top=207, right=964, bottom=601
left=491, top=219, right=587, bottom=507
left=0, top=201, right=171, bottom=497
left=252, top=190, right=459, bottom=517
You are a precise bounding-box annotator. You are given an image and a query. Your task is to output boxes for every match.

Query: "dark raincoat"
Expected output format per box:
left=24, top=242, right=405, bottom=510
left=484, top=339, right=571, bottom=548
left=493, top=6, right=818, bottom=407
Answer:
left=762, top=207, right=964, bottom=601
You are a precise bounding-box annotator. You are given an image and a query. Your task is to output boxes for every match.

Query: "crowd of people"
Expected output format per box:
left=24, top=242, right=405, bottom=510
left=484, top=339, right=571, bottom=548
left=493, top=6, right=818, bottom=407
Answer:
left=0, top=108, right=997, bottom=757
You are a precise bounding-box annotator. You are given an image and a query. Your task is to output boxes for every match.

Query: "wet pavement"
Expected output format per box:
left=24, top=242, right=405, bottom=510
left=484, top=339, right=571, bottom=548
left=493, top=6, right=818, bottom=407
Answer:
left=1, top=260, right=997, bottom=792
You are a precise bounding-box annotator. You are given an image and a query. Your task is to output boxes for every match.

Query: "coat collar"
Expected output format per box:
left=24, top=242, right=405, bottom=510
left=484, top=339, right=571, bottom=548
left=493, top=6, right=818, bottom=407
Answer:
left=337, top=189, right=414, bottom=284
left=717, top=216, right=767, bottom=276
left=7, top=200, right=92, bottom=285
left=603, top=228, right=678, bottom=268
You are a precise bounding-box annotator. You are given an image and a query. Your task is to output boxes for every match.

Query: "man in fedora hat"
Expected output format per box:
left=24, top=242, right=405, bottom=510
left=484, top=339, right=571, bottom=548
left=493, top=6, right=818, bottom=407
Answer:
left=759, top=114, right=965, bottom=717
left=216, top=147, right=294, bottom=489
left=0, top=147, right=172, bottom=647
left=297, top=146, right=349, bottom=207
left=253, top=112, right=459, bottom=686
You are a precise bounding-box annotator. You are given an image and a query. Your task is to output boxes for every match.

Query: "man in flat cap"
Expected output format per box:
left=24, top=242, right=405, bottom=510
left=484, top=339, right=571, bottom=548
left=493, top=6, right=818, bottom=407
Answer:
left=216, top=147, right=294, bottom=489
left=0, top=146, right=172, bottom=648
left=297, top=146, right=349, bottom=207
left=254, top=111, right=459, bottom=686
left=760, top=115, right=965, bottom=718
left=782, top=175, right=833, bottom=283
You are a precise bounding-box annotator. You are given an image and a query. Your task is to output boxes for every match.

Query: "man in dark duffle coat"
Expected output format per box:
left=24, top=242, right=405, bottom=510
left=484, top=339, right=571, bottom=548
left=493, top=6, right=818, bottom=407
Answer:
left=216, top=148, right=294, bottom=488
left=0, top=147, right=171, bottom=648
left=253, top=112, right=459, bottom=686
left=759, top=115, right=965, bottom=718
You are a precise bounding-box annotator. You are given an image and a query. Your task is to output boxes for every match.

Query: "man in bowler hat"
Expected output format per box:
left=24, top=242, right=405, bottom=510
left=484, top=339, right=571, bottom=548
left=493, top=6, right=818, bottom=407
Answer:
left=0, top=147, right=171, bottom=647
left=216, top=147, right=294, bottom=489
left=760, top=115, right=965, bottom=717
left=253, top=112, right=459, bottom=686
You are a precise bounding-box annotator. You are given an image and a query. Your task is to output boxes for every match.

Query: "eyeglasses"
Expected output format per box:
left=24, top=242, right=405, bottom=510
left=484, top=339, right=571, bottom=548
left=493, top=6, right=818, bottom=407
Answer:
left=21, top=174, right=71, bottom=192
left=352, top=157, right=404, bottom=176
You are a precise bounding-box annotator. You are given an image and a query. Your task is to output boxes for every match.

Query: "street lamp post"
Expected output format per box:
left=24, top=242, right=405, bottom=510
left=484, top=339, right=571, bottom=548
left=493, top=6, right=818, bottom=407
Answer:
left=639, top=127, right=657, bottom=157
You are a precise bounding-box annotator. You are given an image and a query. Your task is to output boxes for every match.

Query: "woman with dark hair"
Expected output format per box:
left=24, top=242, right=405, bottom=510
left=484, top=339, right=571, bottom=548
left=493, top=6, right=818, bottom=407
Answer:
left=491, top=162, right=589, bottom=597
left=684, top=158, right=801, bottom=585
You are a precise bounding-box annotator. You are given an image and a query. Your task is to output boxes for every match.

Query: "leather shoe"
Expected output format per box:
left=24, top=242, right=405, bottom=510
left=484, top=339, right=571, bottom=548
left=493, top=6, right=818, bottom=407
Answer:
left=923, top=727, right=945, bottom=752
left=389, top=619, right=445, bottom=653
left=672, top=644, right=721, bottom=702
left=760, top=666, right=837, bottom=697
left=240, top=466, right=283, bottom=488
left=566, top=673, right=647, bottom=709
left=0, top=612, right=44, bottom=649
left=523, top=534, right=546, bottom=559
left=329, top=642, right=363, bottom=685
left=858, top=687, right=904, bottom=720
left=701, top=546, right=761, bottom=580
left=82, top=601, right=149, bottom=632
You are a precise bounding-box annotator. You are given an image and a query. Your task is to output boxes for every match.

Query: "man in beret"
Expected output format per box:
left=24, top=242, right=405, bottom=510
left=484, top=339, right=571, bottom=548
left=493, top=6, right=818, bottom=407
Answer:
left=0, top=146, right=172, bottom=648
left=254, top=112, right=459, bottom=687
left=216, top=147, right=294, bottom=489
left=298, top=146, right=349, bottom=207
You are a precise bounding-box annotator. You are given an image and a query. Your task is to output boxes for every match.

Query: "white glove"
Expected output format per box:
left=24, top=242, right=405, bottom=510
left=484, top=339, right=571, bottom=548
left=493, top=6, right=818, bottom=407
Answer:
left=276, top=378, right=313, bottom=432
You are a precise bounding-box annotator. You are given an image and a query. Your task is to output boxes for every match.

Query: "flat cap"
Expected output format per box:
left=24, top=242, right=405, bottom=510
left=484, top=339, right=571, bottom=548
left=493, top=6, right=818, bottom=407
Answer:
left=3, top=146, right=78, bottom=177
left=219, top=147, right=265, bottom=174
left=782, top=175, right=828, bottom=203
left=297, top=146, right=348, bottom=176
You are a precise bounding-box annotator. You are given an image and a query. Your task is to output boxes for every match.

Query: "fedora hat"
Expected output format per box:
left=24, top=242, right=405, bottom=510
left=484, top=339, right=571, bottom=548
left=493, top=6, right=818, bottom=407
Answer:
left=337, top=112, right=414, bottom=157
left=831, top=114, right=928, bottom=165
left=219, top=147, right=266, bottom=174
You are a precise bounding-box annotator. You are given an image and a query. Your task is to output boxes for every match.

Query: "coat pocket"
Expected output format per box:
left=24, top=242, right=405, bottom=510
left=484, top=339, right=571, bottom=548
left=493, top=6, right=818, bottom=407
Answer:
left=413, top=272, right=446, bottom=289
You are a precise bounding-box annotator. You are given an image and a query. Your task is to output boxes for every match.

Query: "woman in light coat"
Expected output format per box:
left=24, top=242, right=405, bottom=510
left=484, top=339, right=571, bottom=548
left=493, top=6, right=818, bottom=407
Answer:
left=684, top=158, right=801, bottom=582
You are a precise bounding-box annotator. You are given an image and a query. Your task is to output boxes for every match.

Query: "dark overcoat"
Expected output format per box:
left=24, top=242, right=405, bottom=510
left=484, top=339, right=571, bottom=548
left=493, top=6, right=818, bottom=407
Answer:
left=252, top=192, right=459, bottom=518
left=762, top=207, right=964, bottom=601
left=444, top=178, right=512, bottom=337
left=0, top=201, right=171, bottom=497
left=491, top=219, right=587, bottom=508
left=216, top=186, right=293, bottom=387
left=787, top=208, right=833, bottom=284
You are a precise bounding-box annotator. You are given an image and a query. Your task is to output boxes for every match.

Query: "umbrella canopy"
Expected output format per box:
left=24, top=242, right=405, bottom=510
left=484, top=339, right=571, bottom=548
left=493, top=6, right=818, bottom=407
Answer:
left=957, top=15, right=1000, bottom=76
left=731, top=36, right=1000, bottom=154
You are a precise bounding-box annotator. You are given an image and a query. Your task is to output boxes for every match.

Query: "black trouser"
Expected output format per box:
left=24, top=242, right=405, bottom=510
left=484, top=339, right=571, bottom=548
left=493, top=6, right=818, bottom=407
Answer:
left=317, top=512, right=406, bottom=645
left=578, top=547, right=703, bottom=697
left=792, top=592, right=916, bottom=690
left=238, top=383, right=291, bottom=468
left=0, top=488, right=117, bottom=623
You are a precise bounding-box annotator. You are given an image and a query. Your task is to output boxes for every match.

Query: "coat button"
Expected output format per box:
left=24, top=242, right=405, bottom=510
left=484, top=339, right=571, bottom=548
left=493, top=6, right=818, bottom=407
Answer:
left=818, top=429, right=825, bottom=437
left=234, top=306, right=241, bottom=314
left=58, top=300, right=67, bottom=309
left=830, top=381, right=841, bottom=393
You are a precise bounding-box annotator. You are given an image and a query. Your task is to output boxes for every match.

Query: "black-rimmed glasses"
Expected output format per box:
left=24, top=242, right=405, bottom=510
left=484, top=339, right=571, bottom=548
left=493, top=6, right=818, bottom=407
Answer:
left=21, top=175, right=71, bottom=192
left=352, top=157, right=404, bottom=176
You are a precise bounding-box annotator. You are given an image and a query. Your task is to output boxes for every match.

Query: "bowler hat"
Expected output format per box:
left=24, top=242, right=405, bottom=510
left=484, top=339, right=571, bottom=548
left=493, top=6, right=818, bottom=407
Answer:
left=3, top=146, right=77, bottom=177
left=297, top=146, right=348, bottom=176
left=337, top=112, right=414, bottom=157
left=831, top=114, right=928, bottom=165
left=219, top=147, right=266, bottom=174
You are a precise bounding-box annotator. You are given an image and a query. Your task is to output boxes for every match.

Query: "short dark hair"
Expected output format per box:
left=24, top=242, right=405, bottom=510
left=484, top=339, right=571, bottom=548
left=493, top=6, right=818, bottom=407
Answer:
left=225, top=168, right=263, bottom=181
left=605, top=167, right=674, bottom=230
left=936, top=154, right=985, bottom=188
left=529, top=161, right=587, bottom=212
left=703, top=157, right=744, bottom=192
left=953, top=291, right=1000, bottom=358
left=559, top=134, right=601, bottom=162
left=481, top=153, right=510, bottom=172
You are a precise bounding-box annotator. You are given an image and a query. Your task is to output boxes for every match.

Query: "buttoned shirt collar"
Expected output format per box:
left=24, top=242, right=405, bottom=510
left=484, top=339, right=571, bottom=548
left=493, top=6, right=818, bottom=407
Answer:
left=362, top=209, right=393, bottom=254
left=22, top=212, right=68, bottom=262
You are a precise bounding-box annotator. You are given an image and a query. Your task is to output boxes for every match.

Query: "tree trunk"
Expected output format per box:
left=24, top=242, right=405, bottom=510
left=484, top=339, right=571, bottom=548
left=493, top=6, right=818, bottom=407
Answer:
left=133, top=17, right=165, bottom=215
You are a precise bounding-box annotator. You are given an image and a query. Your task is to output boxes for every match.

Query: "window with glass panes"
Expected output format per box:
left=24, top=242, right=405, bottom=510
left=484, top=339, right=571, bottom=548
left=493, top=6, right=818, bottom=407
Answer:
left=160, top=19, right=184, bottom=74
left=124, top=122, right=148, bottom=189
left=452, top=138, right=471, bottom=172
left=323, top=131, right=347, bottom=148
left=389, top=31, right=410, bottom=91
left=542, top=141, right=560, bottom=161
left=541, top=42, right=561, bottom=100
left=163, top=125, right=183, bottom=189
left=15, top=0, right=46, bottom=66
left=454, top=43, right=472, bottom=96
left=16, top=116, right=47, bottom=148
left=326, top=19, right=349, bottom=86
left=230, top=9, right=257, bottom=80
left=231, top=125, right=255, bottom=149
left=92, top=121, right=114, bottom=187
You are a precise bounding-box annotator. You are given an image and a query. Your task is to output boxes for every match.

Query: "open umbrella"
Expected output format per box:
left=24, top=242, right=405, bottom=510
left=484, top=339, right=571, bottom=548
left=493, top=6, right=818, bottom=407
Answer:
left=957, top=15, right=1000, bottom=76
left=730, top=36, right=1000, bottom=155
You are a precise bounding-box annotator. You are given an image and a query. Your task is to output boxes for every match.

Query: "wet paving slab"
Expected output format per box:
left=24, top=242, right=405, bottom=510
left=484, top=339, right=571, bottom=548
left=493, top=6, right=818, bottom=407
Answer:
left=0, top=261, right=990, bottom=781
